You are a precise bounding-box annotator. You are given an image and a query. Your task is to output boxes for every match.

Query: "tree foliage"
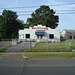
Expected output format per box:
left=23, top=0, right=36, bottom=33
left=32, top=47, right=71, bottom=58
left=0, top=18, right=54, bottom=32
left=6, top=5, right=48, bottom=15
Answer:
left=26, top=5, right=59, bottom=29
left=0, top=10, right=24, bottom=39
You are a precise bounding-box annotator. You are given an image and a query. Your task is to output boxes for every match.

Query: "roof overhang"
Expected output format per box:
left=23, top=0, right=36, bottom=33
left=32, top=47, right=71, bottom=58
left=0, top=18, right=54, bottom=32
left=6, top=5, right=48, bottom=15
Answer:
left=35, top=31, right=45, bottom=35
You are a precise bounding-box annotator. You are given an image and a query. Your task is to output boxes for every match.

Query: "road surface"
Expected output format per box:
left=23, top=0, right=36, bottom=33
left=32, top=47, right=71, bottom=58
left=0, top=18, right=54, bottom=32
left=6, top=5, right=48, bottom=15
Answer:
left=0, top=58, right=75, bottom=75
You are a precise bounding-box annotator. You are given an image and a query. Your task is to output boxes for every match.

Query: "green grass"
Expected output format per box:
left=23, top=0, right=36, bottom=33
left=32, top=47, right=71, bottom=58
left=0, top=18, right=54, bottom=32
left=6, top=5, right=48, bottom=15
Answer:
left=23, top=52, right=75, bottom=59
left=0, top=47, right=3, bottom=52
left=0, top=47, right=5, bottom=52
left=25, top=40, right=75, bottom=52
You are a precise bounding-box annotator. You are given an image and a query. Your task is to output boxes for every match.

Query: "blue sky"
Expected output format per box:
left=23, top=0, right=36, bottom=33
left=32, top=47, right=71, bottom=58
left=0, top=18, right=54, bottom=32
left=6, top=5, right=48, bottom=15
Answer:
left=0, top=0, right=75, bottom=31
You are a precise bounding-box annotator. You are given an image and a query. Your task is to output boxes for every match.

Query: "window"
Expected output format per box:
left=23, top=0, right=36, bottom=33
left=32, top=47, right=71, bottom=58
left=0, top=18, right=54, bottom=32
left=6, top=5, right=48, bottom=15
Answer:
left=74, top=36, right=75, bottom=39
left=22, top=34, right=24, bottom=38
left=49, top=34, right=54, bottom=39
left=70, top=36, right=72, bottom=39
left=26, top=34, right=30, bottom=38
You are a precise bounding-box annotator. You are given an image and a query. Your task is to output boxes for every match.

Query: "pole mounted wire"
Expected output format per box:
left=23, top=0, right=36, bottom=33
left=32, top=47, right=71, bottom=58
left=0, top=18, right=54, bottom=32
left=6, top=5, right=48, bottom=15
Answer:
left=0, top=3, right=75, bottom=9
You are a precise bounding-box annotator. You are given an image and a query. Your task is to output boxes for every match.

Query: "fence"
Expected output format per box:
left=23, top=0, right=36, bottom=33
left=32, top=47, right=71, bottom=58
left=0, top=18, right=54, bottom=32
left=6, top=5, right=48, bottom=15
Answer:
left=25, top=39, right=75, bottom=52
left=0, top=39, right=75, bottom=52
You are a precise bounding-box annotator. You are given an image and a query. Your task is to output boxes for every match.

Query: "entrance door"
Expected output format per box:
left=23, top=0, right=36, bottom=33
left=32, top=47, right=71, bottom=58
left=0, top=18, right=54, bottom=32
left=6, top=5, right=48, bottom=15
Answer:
left=37, top=35, right=39, bottom=39
left=37, top=35, right=43, bottom=39
left=37, top=35, right=43, bottom=42
left=41, top=35, right=43, bottom=39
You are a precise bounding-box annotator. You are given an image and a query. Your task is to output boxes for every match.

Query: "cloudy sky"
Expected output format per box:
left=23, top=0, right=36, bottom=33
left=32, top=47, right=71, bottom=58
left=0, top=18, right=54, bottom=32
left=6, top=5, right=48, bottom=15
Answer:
left=0, top=0, right=75, bottom=31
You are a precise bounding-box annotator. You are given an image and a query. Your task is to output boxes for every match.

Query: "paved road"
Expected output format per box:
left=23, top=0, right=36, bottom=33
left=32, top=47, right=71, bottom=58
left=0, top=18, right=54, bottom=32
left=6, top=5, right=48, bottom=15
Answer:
left=0, top=58, right=75, bottom=75
left=21, top=59, right=75, bottom=75
left=0, top=60, right=26, bottom=75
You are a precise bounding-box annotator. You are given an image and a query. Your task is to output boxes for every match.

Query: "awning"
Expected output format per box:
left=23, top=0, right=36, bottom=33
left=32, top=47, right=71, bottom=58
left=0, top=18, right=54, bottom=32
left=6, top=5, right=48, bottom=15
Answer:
left=35, top=32, right=45, bottom=35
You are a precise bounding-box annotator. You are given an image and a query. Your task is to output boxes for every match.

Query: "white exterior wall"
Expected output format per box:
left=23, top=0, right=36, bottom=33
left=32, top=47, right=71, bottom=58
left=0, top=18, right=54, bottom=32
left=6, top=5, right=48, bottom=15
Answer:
left=19, top=25, right=60, bottom=42
left=19, top=29, right=37, bottom=39
left=46, top=29, right=60, bottom=41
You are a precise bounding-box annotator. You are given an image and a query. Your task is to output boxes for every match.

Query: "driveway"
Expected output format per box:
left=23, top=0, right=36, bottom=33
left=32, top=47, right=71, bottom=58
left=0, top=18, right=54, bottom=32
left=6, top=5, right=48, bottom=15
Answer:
left=0, top=41, right=36, bottom=52
left=6, top=42, right=36, bottom=52
left=6, top=42, right=29, bottom=52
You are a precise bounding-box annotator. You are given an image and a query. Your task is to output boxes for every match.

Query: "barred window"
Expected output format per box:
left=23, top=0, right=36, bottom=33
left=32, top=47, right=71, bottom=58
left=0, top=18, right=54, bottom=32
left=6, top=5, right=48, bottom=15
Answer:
left=26, top=34, right=30, bottom=38
left=49, top=34, right=54, bottom=39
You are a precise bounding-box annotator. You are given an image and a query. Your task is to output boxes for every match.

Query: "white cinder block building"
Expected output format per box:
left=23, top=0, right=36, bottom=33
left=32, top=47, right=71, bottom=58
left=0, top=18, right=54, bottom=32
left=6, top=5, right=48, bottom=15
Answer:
left=19, top=25, right=60, bottom=42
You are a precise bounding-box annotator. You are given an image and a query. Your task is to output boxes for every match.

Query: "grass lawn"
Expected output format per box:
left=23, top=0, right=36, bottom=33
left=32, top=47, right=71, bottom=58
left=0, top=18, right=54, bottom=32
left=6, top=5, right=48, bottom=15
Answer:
left=25, top=40, right=75, bottom=52
left=0, top=47, right=5, bottom=52
left=0, top=47, right=3, bottom=52
left=22, top=52, right=75, bottom=59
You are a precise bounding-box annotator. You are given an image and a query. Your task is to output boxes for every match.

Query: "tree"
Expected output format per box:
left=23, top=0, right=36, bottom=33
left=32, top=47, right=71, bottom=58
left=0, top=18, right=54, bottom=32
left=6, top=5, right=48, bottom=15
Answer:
left=25, top=5, right=59, bottom=29
left=17, top=19, right=25, bottom=29
left=0, top=15, right=4, bottom=38
left=0, top=10, right=24, bottom=39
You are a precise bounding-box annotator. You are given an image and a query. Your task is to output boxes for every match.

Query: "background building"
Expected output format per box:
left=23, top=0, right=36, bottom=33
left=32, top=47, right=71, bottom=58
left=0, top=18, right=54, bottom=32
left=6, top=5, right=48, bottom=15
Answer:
left=61, top=30, right=75, bottom=40
left=19, top=25, right=60, bottom=42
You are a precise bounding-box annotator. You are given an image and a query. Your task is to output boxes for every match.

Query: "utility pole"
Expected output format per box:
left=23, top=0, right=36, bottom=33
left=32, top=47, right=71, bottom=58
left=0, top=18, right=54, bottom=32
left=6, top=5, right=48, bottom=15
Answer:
left=29, top=39, right=31, bottom=52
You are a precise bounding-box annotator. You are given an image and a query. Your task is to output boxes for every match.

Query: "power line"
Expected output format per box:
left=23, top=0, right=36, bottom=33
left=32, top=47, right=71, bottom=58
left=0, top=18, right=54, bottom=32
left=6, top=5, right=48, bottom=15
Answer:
left=55, top=10, right=75, bottom=11
left=0, top=6, right=39, bottom=9
left=18, top=14, right=31, bottom=16
left=1, top=11, right=75, bottom=15
left=0, top=3, right=75, bottom=9
left=0, top=11, right=75, bottom=15
left=18, top=12, right=75, bottom=16
left=0, top=10, right=75, bottom=14
left=16, top=11, right=34, bottom=13
left=0, top=11, right=34, bottom=14
left=56, top=12, right=75, bottom=14
left=50, top=3, right=75, bottom=6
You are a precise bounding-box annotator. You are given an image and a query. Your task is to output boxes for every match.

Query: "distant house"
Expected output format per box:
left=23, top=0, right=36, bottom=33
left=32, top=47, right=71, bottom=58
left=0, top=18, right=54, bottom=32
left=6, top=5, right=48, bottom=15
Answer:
left=19, top=25, right=60, bottom=42
left=61, top=29, right=75, bottom=40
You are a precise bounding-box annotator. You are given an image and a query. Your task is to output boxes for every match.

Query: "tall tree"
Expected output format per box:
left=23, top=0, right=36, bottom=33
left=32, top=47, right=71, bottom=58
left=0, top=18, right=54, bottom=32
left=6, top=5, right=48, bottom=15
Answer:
left=26, top=5, right=59, bottom=29
left=0, top=15, right=4, bottom=38
left=0, top=10, right=24, bottom=39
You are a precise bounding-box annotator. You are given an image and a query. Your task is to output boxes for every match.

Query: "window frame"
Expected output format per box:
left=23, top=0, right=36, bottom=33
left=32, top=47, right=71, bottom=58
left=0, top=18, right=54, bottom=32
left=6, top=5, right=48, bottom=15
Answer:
left=69, top=36, right=72, bottom=39
left=49, top=34, right=54, bottom=39
left=26, top=34, right=30, bottom=38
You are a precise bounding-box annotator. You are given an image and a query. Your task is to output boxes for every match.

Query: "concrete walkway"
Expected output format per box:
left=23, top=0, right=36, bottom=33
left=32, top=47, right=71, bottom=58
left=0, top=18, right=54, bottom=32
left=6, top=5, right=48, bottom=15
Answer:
left=6, top=42, right=36, bottom=52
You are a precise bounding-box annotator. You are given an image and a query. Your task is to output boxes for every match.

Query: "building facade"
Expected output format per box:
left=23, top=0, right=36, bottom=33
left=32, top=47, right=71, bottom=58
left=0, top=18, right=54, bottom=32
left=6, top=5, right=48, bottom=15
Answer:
left=19, top=25, right=60, bottom=42
left=61, top=29, right=75, bottom=40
